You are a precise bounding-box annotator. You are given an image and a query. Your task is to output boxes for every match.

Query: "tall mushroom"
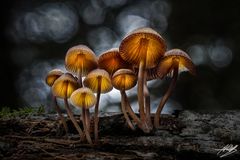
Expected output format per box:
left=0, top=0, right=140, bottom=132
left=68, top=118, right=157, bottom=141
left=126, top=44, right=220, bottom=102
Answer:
left=52, top=73, right=84, bottom=140
left=112, top=69, right=143, bottom=130
left=119, top=27, right=166, bottom=132
left=83, top=69, right=113, bottom=143
left=154, top=49, right=196, bottom=128
left=98, top=48, right=130, bottom=76
left=45, top=69, right=69, bottom=135
left=65, top=45, right=98, bottom=87
left=70, top=87, right=96, bottom=144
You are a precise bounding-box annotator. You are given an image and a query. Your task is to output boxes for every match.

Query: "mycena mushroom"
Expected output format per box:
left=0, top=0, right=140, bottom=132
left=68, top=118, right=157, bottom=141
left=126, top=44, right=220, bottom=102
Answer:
left=70, top=87, right=96, bottom=144
left=52, top=73, right=84, bottom=140
left=45, top=69, right=69, bottom=135
left=83, top=69, right=113, bottom=143
left=98, top=48, right=130, bottom=76
left=154, top=49, right=196, bottom=128
left=65, top=45, right=98, bottom=87
left=111, top=69, right=138, bottom=130
left=119, top=27, right=166, bottom=132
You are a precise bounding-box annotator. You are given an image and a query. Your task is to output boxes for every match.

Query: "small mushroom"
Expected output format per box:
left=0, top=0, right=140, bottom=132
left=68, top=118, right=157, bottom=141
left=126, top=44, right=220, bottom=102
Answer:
left=83, top=69, right=113, bottom=143
left=52, top=73, right=84, bottom=140
left=154, top=49, right=196, bottom=128
left=70, top=87, right=96, bottom=144
left=65, top=45, right=98, bottom=87
left=98, top=48, right=130, bottom=76
left=112, top=69, right=144, bottom=131
left=119, top=27, right=166, bottom=132
left=45, top=69, right=69, bottom=135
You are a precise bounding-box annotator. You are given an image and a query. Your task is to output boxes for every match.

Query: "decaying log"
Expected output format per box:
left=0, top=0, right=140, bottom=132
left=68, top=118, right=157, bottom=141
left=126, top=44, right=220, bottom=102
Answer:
left=0, top=110, right=240, bottom=160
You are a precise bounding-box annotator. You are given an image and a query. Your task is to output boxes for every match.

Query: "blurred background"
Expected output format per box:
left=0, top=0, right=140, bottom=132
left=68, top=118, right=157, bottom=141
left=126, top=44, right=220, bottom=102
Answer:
left=1, top=0, right=240, bottom=113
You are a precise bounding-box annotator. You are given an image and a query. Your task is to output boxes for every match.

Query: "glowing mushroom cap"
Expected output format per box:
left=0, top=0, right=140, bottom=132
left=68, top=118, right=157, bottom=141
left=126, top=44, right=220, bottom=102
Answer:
left=70, top=87, right=96, bottom=109
left=83, top=69, right=113, bottom=93
left=112, top=69, right=137, bottom=90
left=119, top=27, right=166, bottom=68
left=98, top=48, right=130, bottom=75
left=45, top=69, right=64, bottom=87
left=65, top=45, right=98, bottom=76
left=156, top=49, right=196, bottom=78
left=52, top=73, right=79, bottom=98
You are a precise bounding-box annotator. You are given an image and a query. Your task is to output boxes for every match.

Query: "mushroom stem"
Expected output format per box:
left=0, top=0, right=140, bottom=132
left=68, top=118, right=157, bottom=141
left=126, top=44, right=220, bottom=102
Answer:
left=154, top=58, right=179, bottom=128
left=85, top=109, right=91, bottom=132
left=137, top=38, right=150, bottom=132
left=120, top=90, right=135, bottom=130
left=94, top=77, right=102, bottom=143
left=64, top=98, right=84, bottom=140
left=123, top=90, right=152, bottom=133
left=82, top=108, right=93, bottom=144
left=78, top=70, right=83, bottom=88
left=138, top=61, right=150, bottom=132
left=53, top=96, right=69, bottom=136
left=123, top=91, right=141, bottom=125
left=144, top=83, right=152, bottom=129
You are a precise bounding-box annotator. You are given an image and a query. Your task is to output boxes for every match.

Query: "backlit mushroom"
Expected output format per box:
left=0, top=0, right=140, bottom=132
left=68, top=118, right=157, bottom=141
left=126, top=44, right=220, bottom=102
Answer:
left=70, top=87, right=96, bottom=144
left=52, top=73, right=84, bottom=140
left=83, top=69, right=113, bottom=143
left=154, top=49, right=196, bottom=128
left=45, top=69, right=69, bottom=135
left=65, top=45, right=98, bottom=87
left=119, top=27, right=166, bottom=132
left=98, top=48, right=130, bottom=76
left=112, top=69, right=138, bottom=130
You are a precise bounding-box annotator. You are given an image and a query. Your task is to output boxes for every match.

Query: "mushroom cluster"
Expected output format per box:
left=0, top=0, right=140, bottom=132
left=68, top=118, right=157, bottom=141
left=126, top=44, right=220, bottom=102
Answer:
left=45, top=27, right=195, bottom=144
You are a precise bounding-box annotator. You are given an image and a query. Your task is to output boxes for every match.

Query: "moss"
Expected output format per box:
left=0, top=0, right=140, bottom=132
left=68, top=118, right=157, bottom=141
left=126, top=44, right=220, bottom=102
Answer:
left=0, top=105, right=45, bottom=119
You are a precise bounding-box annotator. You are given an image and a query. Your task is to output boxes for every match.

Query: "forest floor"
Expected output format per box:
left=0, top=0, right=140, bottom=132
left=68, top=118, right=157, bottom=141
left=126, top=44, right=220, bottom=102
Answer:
left=0, top=110, right=240, bottom=160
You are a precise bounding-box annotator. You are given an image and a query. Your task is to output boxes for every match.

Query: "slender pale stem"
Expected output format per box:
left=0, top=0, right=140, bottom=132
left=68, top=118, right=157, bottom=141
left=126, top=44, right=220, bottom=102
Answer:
left=122, top=91, right=141, bottom=125
left=138, top=61, right=146, bottom=122
left=94, top=77, right=102, bottom=143
left=123, top=90, right=151, bottom=133
left=82, top=108, right=93, bottom=144
left=64, top=98, right=84, bottom=140
left=154, top=58, right=179, bottom=128
left=137, top=38, right=150, bottom=132
left=77, top=70, right=84, bottom=126
left=144, top=83, right=152, bottom=129
left=120, top=90, right=135, bottom=130
left=53, top=96, right=69, bottom=136
left=85, top=109, right=90, bottom=132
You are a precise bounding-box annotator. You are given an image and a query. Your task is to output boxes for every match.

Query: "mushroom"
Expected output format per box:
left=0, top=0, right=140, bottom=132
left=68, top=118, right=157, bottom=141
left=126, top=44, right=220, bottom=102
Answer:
left=83, top=69, right=113, bottom=143
left=119, top=27, right=166, bottom=132
left=45, top=69, right=69, bottom=135
left=52, top=73, right=84, bottom=140
left=154, top=49, right=196, bottom=128
left=65, top=45, right=98, bottom=87
left=112, top=69, right=145, bottom=131
left=70, top=87, right=96, bottom=144
left=98, top=48, right=130, bottom=76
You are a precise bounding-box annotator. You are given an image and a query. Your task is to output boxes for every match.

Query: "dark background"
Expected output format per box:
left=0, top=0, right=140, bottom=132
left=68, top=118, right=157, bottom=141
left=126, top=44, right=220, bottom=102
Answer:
left=1, top=0, right=240, bottom=112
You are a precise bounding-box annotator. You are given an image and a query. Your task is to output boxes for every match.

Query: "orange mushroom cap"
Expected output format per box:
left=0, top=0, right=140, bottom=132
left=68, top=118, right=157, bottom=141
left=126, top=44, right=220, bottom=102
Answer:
left=112, top=69, right=137, bottom=91
left=119, top=27, right=166, bottom=68
left=83, top=69, right=113, bottom=93
left=156, top=49, right=196, bottom=79
left=70, top=87, right=96, bottom=109
left=45, top=69, right=64, bottom=87
left=98, top=48, right=131, bottom=75
left=65, top=45, right=98, bottom=76
left=52, top=73, right=79, bottom=98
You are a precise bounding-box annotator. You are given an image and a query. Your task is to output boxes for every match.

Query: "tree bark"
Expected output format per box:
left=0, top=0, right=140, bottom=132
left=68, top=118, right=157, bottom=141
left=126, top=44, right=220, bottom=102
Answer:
left=0, top=110, right=240, bottom=160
